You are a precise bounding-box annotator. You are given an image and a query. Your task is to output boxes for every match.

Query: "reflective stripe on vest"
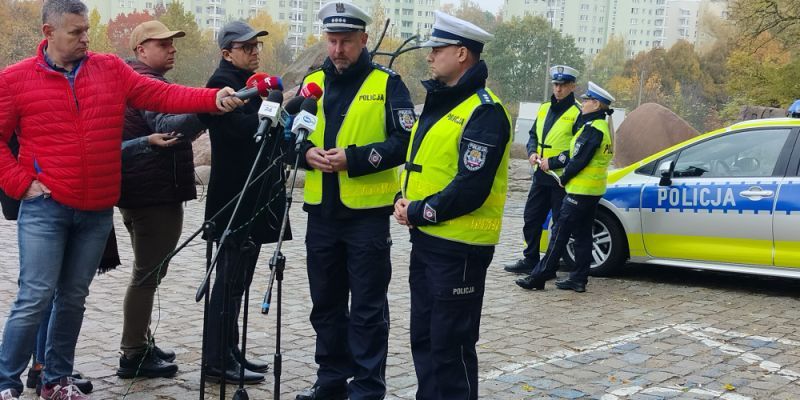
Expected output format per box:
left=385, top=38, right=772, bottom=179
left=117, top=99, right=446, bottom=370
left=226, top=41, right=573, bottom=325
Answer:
left=401, top=88, right=512, bottom=245
left=534, top=101, right=580, bottom=175
left=565, top=118, right=613, bottom=196
left=302, top=69, right=400, bottom=209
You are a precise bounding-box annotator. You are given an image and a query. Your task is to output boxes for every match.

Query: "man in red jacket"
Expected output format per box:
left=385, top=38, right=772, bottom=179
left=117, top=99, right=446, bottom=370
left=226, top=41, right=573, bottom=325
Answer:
left=0, top=0, right=243, bottom=398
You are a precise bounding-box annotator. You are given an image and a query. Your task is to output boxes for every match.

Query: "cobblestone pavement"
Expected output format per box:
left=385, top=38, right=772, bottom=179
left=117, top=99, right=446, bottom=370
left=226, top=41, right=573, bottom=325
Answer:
left=1, top=191, right=800, bottom=399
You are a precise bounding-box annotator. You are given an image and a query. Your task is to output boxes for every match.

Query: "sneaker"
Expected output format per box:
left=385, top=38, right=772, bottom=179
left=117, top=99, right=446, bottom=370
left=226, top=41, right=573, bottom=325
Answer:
left=0, top=388, right=20, bottom=400
left=38, top=377, right=88, bottom=400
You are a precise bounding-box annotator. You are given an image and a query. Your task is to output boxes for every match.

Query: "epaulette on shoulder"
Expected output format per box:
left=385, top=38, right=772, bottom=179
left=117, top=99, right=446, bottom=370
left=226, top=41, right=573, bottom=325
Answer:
left=476, top=88, right=495, bottom=105
left=372, top=62, right=398, bottom=77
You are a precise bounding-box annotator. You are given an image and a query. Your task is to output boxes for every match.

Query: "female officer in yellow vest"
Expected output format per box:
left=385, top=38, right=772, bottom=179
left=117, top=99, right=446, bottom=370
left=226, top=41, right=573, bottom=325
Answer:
left=505, top=65, right=581, bottom=275
left=294, top=2, right=415, bottom=400
left=393, top=11, right=511, bottom=400
left=516, top=81, right=614, bottom=293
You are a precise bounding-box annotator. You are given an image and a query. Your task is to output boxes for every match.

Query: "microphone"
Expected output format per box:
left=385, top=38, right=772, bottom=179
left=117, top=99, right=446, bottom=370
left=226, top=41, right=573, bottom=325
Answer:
left=291, top=98, right=318, bottom=150
left=254, top=90, right=284, bottom=142
left=245, top=72, right=270, bottom=89
left=283, top=82, right=324, bottom=141
left=233, top=75, right=283, bottom=100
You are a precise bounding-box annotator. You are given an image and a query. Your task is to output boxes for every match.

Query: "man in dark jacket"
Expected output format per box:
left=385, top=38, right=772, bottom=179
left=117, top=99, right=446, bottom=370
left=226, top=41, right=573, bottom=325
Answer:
left=394, top=11, right=511, bottom=399
left=293, top=2, right=414, bottom=399
left=198, top=20, right=287, bottom=385
left=115, top=20, right=208, bottom=380
left=504, top=65, right=581, bottom=275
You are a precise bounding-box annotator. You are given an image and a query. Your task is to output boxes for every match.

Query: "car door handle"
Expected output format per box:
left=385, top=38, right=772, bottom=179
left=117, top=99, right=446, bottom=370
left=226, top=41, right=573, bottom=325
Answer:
left=739, top=187, right=774, bottom=200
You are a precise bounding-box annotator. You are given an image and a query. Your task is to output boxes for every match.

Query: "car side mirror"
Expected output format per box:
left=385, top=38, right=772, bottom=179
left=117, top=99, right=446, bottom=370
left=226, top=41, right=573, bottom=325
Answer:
left=658, top=160, right=675, bottom=186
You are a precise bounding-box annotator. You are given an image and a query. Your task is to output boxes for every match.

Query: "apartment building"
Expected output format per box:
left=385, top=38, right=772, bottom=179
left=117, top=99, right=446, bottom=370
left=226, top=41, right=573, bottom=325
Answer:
left=85, top=0, right=438, bottom=53
left=502, top=0, right=728, bottom=57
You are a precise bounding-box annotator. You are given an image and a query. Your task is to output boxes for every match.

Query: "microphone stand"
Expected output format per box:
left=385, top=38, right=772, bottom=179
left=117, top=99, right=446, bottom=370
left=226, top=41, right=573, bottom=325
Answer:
left=232, top=123, right=285, bottom=400
left=194, top=117, right=278, bottom=400
left=261, top=132, right=308, bottom=400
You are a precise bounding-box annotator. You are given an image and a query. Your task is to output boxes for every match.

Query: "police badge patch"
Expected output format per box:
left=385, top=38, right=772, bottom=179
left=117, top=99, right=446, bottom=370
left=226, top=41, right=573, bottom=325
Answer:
left=423, top=203, right=437, bottom=223
left=558, top=153, right=567, bottom=164
left=463, top=142, right=488, bottom=171
left=397, top=109, right=415, bottom=132
left=368, top=148, right=382, bottom=168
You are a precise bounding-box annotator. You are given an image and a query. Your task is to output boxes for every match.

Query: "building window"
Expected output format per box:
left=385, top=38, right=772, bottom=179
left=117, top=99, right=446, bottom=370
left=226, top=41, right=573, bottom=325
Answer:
left=580, top=3, right=589, bottom=10
left=580, top=14, right=588, bottom=21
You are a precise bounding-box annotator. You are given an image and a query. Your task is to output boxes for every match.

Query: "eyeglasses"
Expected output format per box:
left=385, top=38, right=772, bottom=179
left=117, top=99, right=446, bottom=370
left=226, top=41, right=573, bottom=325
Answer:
left=231, top=41, right=263, bottom=54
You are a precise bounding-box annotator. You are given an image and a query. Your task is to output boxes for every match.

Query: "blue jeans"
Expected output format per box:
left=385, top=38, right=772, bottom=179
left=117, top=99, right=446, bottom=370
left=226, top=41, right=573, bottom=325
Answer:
left=0, top=196, right=112, bottom=392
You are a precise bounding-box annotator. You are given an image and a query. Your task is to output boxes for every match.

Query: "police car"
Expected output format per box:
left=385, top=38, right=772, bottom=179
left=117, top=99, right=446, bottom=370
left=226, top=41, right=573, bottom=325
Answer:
left=549, top=118, right=800, bottom=278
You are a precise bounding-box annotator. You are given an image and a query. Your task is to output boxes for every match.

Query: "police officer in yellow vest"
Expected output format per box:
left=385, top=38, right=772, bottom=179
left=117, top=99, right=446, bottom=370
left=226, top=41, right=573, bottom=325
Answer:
left=516, top=81, right=614, bottom=293
left=393, top=11, right=511, bottom=399
left=294, top=2, right=415, bottom=399
left=504, top=65, right=581, bottom=275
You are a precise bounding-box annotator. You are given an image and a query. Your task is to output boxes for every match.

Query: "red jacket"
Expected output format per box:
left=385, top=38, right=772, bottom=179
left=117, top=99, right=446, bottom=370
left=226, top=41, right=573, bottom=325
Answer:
left=0, top=40, right=220, bottom=210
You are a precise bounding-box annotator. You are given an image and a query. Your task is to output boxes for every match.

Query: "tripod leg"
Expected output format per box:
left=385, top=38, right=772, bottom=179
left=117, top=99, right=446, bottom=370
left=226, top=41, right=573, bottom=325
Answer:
left=199, top=222, right=215, bottom=400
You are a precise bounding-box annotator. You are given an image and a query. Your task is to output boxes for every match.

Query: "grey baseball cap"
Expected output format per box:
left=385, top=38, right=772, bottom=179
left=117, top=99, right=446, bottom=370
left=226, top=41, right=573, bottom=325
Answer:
left=217, top=20, right=268, bottom=49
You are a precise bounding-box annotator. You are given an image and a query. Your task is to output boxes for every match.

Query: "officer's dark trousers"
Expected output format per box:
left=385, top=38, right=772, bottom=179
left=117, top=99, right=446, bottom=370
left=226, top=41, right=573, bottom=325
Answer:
left=522, top=183, right=566, bottom=265
left=529, top=194, right=600, bottom=284
left=207, top=233, right=261, bottom=366
left=306, top=213, right=391, bottom=400
left=409, top=244, right=493, bottom=400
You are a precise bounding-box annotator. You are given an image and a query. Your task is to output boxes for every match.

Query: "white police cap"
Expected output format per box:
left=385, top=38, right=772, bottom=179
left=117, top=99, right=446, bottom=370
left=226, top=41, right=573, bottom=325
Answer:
left=580, top=81, right=615, bottom=105
left=550, top=65, right=578, bottom=83
left=420, top=11, right=493, bottom=53
left=317, top=1, right=372, bottom=32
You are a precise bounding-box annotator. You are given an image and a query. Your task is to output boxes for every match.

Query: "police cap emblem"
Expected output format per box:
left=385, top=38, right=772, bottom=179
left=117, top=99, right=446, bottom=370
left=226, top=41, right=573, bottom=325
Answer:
left=335, top=2, right=345, bottom=13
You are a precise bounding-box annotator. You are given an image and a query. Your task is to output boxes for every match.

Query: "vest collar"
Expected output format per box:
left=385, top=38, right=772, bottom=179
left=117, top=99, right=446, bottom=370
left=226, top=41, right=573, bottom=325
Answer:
left=579, top=109, right=607, bottom=126
left=550, top=92, right=576, bottom=113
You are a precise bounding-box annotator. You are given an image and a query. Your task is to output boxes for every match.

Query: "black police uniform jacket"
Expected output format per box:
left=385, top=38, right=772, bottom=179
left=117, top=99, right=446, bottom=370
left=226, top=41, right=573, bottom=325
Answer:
left=297, top=48, right=414, bottom=219
left=199, top=59, right=291, bottom=244
left=405, top=61, right=511, bottom=252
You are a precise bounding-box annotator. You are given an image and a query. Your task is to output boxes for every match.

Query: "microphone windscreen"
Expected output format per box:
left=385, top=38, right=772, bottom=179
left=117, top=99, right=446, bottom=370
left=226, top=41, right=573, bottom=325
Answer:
left=266, top=89, right=284, bottom=104
left=265, top=76, right=283, bottom=91
left=300, top=97, right=318, bottom=115
left=246, top=72, right=270, bottom=88
left=301, top=82, right=323, bottom=99
left=283, top=96, right=305, bottom=115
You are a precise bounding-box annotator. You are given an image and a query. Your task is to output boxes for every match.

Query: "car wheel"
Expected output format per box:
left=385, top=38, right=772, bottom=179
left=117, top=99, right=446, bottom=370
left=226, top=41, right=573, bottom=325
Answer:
left=564, top=210, right=627, bottom=276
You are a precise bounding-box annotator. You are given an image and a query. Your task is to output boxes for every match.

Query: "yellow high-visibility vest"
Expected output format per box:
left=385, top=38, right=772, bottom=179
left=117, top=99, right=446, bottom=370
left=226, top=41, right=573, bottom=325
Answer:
left=401, top=88, right=512, bottom=245
left=565, top=118, right=613, bottom=196
left=533, top=100, right=580, bottom=175
left=302, top=69, right=400, bottom=209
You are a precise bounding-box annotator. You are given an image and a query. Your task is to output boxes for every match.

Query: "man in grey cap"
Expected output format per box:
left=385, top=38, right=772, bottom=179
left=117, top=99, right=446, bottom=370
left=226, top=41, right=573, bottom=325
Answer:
left=295, top=2, right=415, bottom=399
left=197, top=19, right=284, bottom=385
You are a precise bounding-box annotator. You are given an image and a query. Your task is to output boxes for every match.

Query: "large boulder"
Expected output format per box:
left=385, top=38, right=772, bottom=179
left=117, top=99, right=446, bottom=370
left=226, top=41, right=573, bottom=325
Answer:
left=613, top=103, right=699, bottom=168
left=193, top=132, right=211, bottom=167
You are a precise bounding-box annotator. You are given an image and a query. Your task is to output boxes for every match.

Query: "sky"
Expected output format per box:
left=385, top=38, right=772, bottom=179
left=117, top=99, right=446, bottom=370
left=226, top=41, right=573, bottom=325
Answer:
left=441, top=0, right=504, bottom=14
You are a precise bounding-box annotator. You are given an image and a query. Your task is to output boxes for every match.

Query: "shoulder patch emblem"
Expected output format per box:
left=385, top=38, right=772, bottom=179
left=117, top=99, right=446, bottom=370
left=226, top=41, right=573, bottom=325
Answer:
left=558, top=153, right=567, bottom=163
left=397, top=109, right=415, bottom=132
left=573, top=142, right=582, bottom=157
left=368, top=148, right=382, bottom=168
left=464, top=142, right=488, bottom=171
left=423, top=203, right=437, bottom=223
